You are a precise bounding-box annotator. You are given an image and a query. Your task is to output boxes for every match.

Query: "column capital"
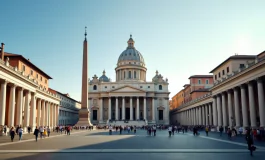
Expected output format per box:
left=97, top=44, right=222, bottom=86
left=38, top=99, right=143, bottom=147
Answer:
left=240, top=84, right=246, bottom=89
left=0, top=79, right=7, bottom=84
left=256, top=77, right=263, bottom=83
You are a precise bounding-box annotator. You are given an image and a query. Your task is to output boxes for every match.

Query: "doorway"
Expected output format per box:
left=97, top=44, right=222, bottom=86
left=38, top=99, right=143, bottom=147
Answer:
left=126, top=108, right=130, bottom=120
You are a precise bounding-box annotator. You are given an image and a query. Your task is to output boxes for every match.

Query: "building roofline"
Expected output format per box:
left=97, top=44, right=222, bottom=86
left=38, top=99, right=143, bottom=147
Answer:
left=4, top=52, right=53, bottom=79
left=209, top=55, right=257, bottom=73
left=257, top=51, right=265, bottom=57
left=190, top=89, right=210, bottom=94
left=183, top=84, right=190, bottom=87
left=188, top=75, right=213, bottom=79
left=48, top=88, right=81, bottom=103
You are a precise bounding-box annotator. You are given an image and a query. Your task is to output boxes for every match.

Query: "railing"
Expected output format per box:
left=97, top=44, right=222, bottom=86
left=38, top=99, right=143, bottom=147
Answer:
left=213, top=57, right=264, bottom=87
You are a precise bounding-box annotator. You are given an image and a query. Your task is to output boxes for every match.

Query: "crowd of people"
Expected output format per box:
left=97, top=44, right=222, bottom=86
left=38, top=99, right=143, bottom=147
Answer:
left=2, top=125, right=73, bottom=142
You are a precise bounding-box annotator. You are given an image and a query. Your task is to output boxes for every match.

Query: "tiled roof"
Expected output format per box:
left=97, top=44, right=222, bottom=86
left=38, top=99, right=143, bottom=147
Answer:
left=4, top=52, right=52, bottom=79
left=210, top=55, right=256, bottom=73
left=189, top=75, right=213, bottom=79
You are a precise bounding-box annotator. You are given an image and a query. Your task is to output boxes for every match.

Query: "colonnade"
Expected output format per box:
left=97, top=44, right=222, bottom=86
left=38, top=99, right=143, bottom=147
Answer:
left=175, top=78, right=265, bottom=129
left=0, top=79, right=59, bottom=129
left=90, top=96, right=169, bottom=123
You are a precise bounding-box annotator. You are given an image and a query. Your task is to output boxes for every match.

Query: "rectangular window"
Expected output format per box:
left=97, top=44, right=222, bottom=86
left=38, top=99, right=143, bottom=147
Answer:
left=45, top=79, right=47, bottom=84
left=40, top=76, right=43, bottom=81
left=198, top=79, right=201, bottom=84
left=218, top=72, right=221, bottom=78
left=36, top=74, right=39, bottom=79
left=227, top=67, right=229, bottom=73
left=240, top=64, right=245, bottom=68
left=215, top=75, right=217, bottom=80
left=206, top=79, right=209, bottom=84
left=22, top=65, right=26, bottom=71
left=159, top=110, right=163, bottom=120
left=222, top=70, right=225, bottom=75
left=31, top=70, right=33, bottom=75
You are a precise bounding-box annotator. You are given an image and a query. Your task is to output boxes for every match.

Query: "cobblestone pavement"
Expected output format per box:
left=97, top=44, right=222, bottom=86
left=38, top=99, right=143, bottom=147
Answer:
left=0, top=130, right=264, bottom=160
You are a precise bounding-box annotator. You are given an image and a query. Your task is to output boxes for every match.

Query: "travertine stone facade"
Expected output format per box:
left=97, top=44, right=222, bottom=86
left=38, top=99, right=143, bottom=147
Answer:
left=0, top=48, right=60, bottom=132
left=88, top=35, right=170, bottom=126
left=170, top=52, right=265, bottom=130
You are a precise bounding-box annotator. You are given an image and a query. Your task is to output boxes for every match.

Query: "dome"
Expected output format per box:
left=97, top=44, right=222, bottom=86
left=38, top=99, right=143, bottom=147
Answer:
left=117, top=35, right=145, bottom=65
left=99, top=70, right=110, bottom=82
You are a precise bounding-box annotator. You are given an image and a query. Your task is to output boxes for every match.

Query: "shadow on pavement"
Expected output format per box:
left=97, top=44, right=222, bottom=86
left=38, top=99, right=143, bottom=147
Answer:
left=1, top=130, right=258, bottom=160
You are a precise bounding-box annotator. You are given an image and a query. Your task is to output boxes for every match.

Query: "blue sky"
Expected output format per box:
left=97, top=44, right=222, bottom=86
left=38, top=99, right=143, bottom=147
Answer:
left=1, top=0, right=265, bottom=101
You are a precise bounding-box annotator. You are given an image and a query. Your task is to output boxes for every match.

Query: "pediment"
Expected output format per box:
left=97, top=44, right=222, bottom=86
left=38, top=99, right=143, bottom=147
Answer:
left=110, top=85, right=145, bottom=93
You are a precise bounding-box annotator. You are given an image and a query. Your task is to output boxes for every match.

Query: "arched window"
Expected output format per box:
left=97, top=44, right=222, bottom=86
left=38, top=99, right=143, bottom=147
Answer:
left=129, top=71, right=131, bottom=79
left=159, top=85, right=162, bottom=90
left=93, top=85, right=97, bottom=90
left=134, top=71, right=136, bottom=79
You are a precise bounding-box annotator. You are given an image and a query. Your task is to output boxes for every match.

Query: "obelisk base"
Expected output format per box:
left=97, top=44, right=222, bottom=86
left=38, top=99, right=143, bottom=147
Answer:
left=76, top=109, right=92, bottom=126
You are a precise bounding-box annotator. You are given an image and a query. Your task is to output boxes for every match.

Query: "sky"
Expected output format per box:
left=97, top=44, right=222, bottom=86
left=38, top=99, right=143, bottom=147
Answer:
left=1, top=0, right=265, bottom=101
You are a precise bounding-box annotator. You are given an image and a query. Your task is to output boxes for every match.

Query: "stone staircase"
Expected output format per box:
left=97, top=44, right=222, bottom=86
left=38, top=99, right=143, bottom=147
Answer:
left=107, top=120, right=147, bottom=127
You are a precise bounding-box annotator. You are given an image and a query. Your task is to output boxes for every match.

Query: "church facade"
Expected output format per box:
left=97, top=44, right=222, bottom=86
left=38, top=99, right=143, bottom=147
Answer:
left=88, top=35, right=170, bottom=126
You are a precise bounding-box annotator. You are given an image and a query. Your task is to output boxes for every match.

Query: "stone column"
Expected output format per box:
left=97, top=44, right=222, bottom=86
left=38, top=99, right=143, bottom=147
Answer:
left=234, top=88, right=241, bottom=127
left=50, top=103, right=54, bottom=128
left=29, top=93, right=36, bottom=128
left=0, top=80, right=7, bottom=125
left=130, top=97, right=133, bottom=120
left=152, top=97, right=155, bottom=121
left=143, top=97, right=146, bottom=120
left=108, top=98, right=111, bottom=120
left=45, top=102, right=49, bottom=126
left=227, top=90, right=233, bottom=128
left=53, top=104, right=57, bottom=127
left=136, top=97, right=139, bottom=120
left=221, top=93, right=228, bottom=127
left=205, top=105, right=209, bottom=126
left=212, top=97, right=217, bottom=126
left=202, top=106, right=205, bottom=125
left=122, top=97, right=125, bottom=120
left=37, top=99, right=41, bottom=127
left=99, top=98, right=103, bottom=121
left=240, top=85, right=249, bottom=127
left=56, top=105, right=59, bottom=126
left=115, top=97, right=118, bottom=120
left=257, top=79, right=265, bottom=127
left=248, top=82, right=257, bottom=128
left=41, top=100, right=45, bottom=126
left=16, top=88, right=23, bottom=126
left=191, top=109, right=193, bottom=125
left=209, top=103, right=212, bottom=125
left=23, top=91, right=30, bottom=128
left=217, top=95, right=222, bottom=127
left=8, top=85, right=16, bottom=127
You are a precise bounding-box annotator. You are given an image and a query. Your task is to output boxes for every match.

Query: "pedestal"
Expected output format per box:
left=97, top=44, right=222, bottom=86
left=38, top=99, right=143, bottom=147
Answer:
left=76, top=109, right=92, bottom=126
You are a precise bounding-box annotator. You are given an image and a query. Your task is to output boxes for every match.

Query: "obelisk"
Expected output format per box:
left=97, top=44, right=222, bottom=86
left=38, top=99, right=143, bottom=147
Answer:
left=76, top=27, right=92, bottom=126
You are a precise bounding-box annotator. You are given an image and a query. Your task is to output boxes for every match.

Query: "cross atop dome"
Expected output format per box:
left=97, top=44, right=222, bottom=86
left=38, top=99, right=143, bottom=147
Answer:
left=127, top=34, right=135, bottom=49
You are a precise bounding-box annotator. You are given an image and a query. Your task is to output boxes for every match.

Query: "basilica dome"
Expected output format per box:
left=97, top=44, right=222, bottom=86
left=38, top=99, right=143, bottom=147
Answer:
left=115, top=35, right=147, bottom=82
left=117, top=35, right=145, bottom=66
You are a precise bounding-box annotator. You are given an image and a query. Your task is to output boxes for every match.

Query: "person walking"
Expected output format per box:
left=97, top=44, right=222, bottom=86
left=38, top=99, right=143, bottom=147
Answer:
left=9, top=127, right=15, bottom=142
left=3, top=126, right=7, bottom=136
left=205, top=126, right=209, bottom=136
left=109, top=125, right=113, bottom=135
left=246, top=129, right=255, bottom=156
left=168, top=126, right=172, bottom=137
left=153, top=125, right=157, bottom=136
left=219, top=126, right=224, bottom=137
left=18, top=127, right=23, bottom=141
left=47, top=127, right=51, bottom=137
left=34, top=126, right=39, bottom=142
left=39, top=126, right=44, bottom=139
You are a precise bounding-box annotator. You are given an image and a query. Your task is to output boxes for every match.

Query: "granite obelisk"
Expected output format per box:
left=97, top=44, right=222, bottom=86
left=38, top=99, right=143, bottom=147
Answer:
left=76, top=27, right=92, bottom=126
